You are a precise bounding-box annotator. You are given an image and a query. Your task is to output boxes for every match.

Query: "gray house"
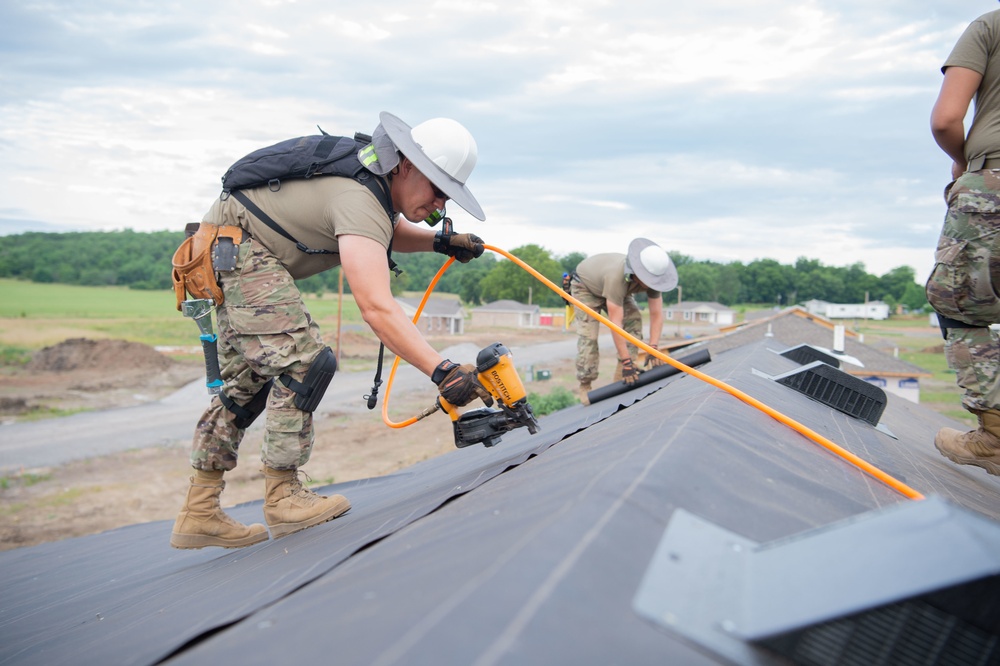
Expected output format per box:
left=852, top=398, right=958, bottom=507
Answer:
left=470, top=299, right=540, bottom=328
left=395, top=297, right=464, bottom=335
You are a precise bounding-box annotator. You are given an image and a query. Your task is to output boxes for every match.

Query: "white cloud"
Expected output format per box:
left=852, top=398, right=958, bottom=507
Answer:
left=0, top=0, right=980, bottom=283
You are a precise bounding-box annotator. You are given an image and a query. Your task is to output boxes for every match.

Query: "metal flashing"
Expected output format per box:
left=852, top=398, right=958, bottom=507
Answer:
left=633, top=498, right=1000, bottom=665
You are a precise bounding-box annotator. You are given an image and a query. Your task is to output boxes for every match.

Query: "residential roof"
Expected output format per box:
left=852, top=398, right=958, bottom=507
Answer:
left=394, top=296, right=463, bottom=317
left=1, top=335, right=996, bottom=665
left=664, top=300, right=734, bottom=312
left=807, top=298, right=889, bottom=307
left=665, top=306, right=931, bottom=378
left=472, top=299, right=541, bottom=313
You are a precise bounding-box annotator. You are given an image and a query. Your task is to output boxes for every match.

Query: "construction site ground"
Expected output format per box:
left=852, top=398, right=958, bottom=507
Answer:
left=0, top=329, right=596, bottom=551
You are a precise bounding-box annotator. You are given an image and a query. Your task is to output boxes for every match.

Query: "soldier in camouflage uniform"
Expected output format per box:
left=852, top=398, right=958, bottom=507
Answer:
left=569, top=239, right=677, bottom=402
left=926, top=8, right=1000, bottom=476
left=171, top=113, right=494, bottom=549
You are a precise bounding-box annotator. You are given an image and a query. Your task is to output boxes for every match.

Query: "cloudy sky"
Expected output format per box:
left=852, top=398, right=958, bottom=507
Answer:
left=1, top=1, right=994, bottom=280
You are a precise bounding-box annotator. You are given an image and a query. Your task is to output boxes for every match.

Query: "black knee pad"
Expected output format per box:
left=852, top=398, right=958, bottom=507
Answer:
left=279, top=346, right=337, bottom=413
left=220, top=379, right=273, bottom=429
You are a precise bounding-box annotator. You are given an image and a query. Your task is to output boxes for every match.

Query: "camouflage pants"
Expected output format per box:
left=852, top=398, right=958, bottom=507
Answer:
left=571, top=280, right=643, bottom=384
left=926, top=171, right=1000, bottom=413
left=190, top=239, right=326, bottom=472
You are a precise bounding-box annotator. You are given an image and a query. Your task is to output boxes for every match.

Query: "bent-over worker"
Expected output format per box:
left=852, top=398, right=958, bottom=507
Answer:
left=171, top=112, right=493, bottom=549
left=569, top=238, right=677, bottom=400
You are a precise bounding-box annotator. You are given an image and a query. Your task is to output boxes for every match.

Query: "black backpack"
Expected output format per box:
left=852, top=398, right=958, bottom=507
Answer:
left=219, top=129, right=402, bottom=409
left=220, top=130, right=395, bottom=256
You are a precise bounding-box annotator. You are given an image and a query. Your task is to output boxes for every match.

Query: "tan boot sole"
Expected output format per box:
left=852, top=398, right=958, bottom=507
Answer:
left=268, top=496, right=351, bottom=539
left=170, top=529, right=269, bottom=550
left=934, top=429, right=1000, bottom=476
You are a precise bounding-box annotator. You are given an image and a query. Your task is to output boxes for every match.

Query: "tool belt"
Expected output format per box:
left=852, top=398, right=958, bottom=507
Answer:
left=171, top=222, right=247, bottom=311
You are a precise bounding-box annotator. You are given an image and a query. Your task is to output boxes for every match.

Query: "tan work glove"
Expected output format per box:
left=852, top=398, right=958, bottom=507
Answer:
left=644, top=344, right=665, bottom=369
left=433, top=229, right=486, bottom=263
left=433, top=360, right=493, bottom=407
left=620, top=357, right=639, bottom=385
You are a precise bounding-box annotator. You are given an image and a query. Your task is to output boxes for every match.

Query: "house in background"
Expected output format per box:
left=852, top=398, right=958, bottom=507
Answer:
left=663, top=301, right=735, bottom=326
left=665, top=306, right=931, bottom=404
left=395, top=297, right=464, bottom=335
left=804, top=298, right=890, bottom=321
left=470, top=300, right=540, bottom=328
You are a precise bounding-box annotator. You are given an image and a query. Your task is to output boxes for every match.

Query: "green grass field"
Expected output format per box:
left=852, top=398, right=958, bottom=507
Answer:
left=0, top=280, right=973, bottom=426
left=0, top=278, right=366, bottom=351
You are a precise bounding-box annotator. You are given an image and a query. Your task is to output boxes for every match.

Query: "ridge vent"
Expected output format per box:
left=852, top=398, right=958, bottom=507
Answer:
left=772, top=360, right=886, bottom=426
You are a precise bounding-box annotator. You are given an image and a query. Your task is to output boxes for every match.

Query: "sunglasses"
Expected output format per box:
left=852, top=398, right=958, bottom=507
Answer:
left=429, top=179, right=448, bottom=201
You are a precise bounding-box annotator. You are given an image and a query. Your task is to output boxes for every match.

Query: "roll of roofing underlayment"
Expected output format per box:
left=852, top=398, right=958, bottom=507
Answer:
left=586, top=349, right=712, bottom=404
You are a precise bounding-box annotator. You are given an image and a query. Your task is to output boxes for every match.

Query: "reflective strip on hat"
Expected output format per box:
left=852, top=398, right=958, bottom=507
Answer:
left=359, top=144, right=378, bottom=167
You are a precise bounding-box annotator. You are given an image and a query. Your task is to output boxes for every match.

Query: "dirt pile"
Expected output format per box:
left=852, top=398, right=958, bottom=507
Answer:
left=27, top=338, right=175, bottom=373
left=1, top=338, right=201, bottom=418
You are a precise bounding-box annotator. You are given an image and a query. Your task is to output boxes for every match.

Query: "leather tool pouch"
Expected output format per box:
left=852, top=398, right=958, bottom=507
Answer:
left=171, top=223, right=246, bottom=311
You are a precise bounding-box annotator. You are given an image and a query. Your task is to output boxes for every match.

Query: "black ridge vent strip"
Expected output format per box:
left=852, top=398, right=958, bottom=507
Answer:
left=772, top=361, right=886, bottom=426
left=780, top=343, right=841, bottom=369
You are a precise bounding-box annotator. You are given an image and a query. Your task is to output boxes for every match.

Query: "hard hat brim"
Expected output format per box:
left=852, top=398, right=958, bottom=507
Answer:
left=375, top=111, right=485, bottom=221
left=627, top=238, right=678, bottom=292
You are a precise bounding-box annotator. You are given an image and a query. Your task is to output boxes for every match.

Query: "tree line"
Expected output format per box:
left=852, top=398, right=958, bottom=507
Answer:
left=0, top=230, right=929, bottom=311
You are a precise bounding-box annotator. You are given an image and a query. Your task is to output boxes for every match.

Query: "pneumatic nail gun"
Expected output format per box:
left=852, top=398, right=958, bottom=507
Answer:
left=434, top=342, right=541, bottom=448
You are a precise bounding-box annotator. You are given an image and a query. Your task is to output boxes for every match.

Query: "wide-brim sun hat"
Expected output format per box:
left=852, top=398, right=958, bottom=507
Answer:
left=626, top=238, right=678, bottom=292
left=363, top=111, right=485, bottom=221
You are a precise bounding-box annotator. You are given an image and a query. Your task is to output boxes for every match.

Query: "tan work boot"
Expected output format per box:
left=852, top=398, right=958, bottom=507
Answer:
left=613, top=361, right=623, bottom=382
left=170, top=470, right=269, bottom=549
left=263, top=466, right=351, bottom=538
left=578, top=381, right=592, bottom=406
left=934, top=409, right=1000, bottom=476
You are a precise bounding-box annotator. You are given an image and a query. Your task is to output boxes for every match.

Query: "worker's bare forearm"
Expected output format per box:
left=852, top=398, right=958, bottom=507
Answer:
left=361, top=306, right=443, bottom=377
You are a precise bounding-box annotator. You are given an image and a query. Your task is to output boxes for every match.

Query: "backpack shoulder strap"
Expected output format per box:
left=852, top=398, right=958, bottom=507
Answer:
left=229, top=188, right=401, bottom=275
left=229, top=190, right=335, bottom=255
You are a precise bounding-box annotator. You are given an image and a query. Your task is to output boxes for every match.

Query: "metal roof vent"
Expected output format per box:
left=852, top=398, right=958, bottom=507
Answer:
left=772, top=360, right=886, bottom=426
left=780, top=344, right=841, bottom=368
left=633, top=498, right=1000, bottom=666
left=758, top=575, right=1000, bottom=666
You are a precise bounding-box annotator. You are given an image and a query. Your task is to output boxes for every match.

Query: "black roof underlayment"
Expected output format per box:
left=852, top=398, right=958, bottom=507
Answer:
left=2, top=338, right=999, bottom=665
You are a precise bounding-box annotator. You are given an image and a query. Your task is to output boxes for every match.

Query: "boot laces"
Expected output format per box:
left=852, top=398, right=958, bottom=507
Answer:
left=289, top=470, right=325, bottom=500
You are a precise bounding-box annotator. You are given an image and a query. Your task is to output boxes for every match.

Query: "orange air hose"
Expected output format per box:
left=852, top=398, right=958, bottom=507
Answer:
left=379, top=244, right=925, bottom=501
left=381, top=257, right=456, bottom=429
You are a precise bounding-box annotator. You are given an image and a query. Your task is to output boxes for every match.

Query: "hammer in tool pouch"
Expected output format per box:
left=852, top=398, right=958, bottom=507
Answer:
left=181, top=298, right=223, bottom=394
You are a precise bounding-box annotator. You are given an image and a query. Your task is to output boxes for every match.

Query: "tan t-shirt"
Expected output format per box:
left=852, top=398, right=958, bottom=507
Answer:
left=575, top=253, right=660, bottom=307
left=944, top=9, right=1000, bottom=164
left=203, top=176, right=394, bottom=280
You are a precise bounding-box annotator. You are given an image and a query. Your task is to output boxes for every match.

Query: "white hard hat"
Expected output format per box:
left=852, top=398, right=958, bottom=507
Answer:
left=626, top=238, right=678, bottom=292
left=411, top=118, right=478, bottom=184
left=362, top=112, right=484, bottom=221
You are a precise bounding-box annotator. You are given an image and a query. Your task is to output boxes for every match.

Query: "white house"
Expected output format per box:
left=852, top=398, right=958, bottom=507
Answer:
left=662, top=301, right=735, bottom=326
left=803, top=299, right=890, bottom=321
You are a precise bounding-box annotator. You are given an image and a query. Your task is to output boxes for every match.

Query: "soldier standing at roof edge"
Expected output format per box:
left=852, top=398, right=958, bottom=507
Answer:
left=927, top=6, right=1000, bottom=476
left=170, top=112, right=494, bottom=549
left=569, top=239, right=678, bottom=403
